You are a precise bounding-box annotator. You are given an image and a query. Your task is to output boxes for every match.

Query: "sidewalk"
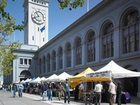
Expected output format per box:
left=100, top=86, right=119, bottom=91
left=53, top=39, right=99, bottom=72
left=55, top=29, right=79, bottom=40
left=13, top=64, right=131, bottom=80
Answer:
left=23, top=93, right=140, bottom=105
left=23, top=93, right=83, bottom=105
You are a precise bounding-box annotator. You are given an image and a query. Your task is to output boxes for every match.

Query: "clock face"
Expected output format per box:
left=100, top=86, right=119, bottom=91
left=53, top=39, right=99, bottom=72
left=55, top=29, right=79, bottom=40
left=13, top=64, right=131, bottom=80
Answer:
left=31, top=10, right=45, bottom=25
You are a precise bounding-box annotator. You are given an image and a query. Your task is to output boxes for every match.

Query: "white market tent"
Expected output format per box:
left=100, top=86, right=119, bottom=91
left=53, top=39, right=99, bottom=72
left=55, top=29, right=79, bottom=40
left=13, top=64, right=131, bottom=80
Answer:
left=95, top=60, right=140, bottom=79
left=45, top=74, right=60, bottom=82
left=40, top=77, right=46, bottom=81
left=23, top=78, right=32, bottom=83
left=21, top=80, right=25, bottom=83
left=30, top=77, right=41, bottom=83
left=58, top=72, right=73, bottom=82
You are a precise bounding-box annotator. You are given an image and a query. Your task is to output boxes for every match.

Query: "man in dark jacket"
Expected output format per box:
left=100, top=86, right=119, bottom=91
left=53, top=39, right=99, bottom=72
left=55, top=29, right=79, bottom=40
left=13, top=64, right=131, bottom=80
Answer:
left=117, top=82, right=122, bottom=105
left=63, top=79, right=70, bottom=104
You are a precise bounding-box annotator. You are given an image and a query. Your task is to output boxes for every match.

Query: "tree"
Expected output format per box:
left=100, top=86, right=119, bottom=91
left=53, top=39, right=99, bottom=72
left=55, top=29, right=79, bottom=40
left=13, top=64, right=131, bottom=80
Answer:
left=0, top=0, right=23, bottom=35
left=1, top=42, right=21, bottom=76
left=0, top=0, right=23, bottom=75
left=58, top=0, right=85, bottom=10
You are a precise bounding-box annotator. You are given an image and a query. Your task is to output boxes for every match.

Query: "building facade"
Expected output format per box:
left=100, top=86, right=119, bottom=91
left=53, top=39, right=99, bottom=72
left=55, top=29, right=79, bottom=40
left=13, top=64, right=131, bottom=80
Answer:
left=4, top=0, right=140, bottom=97
left=31, top=0, right=140, bottom=97
left=4, top=45, right=38, bottom=84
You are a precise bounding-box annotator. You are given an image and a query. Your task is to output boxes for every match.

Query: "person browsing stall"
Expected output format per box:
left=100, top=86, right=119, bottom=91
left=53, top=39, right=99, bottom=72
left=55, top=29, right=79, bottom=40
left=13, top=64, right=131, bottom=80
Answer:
left=94, top=81, right=103, bottom=105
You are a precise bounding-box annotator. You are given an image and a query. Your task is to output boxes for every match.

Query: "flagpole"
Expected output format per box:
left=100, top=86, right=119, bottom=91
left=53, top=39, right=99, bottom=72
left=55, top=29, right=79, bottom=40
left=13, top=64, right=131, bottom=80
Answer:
left=86, top=0, right=89, bottom=12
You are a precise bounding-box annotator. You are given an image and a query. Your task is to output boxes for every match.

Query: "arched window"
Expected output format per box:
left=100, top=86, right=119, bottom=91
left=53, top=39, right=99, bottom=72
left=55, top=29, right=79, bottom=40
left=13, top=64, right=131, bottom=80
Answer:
left=65, top=42, right=71, bottom=67
left=52, top=50, right=56, bottom=71
left=20, top=70, right=31, bottom=78
left=121, top=9, right=139, bottom=53
left=47, top=53, right=50, bottom=72
left=102, top=22, right=114, bottom=58
left=75, top=37, right=82, bottom=65
left=43, top=56, right=46, bottom=73
left=86, top=30, right=95, bottom=62
left=58, top=47, right=63, bottom=70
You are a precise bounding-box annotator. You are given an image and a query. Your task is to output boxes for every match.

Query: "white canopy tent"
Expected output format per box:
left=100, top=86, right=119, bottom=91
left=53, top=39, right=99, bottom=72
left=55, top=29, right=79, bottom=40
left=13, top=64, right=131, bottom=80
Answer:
left=23, top=78, right=32, bottom=83
left=95, top=60, right=140, bottom=79
left=45, top=74, right=60, bottom=82
left=30, top=77, right=41, bottom=83
left=21, top=80, right=25, bottom=83
left=58, top=72, right=73, bottom=82
left=40, top=77, right=46, bottom=81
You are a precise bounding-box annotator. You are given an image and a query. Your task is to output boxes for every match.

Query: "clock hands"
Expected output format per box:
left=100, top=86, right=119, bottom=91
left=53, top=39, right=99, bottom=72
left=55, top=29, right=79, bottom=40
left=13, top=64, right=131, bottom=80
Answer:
left=31, top=10, right=45, bottom=25
left=34, top=12, right=42, bottom=22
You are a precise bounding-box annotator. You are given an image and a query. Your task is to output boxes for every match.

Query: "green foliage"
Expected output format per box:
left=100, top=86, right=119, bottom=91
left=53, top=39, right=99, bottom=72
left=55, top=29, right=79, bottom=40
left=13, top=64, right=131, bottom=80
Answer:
left=1, top=42, right=21, bottom=76
left=0, top=0, right=23, bottom=76
left=0, top=0, right=23, bottom=35
left=58, top=0, right=85, bottom=10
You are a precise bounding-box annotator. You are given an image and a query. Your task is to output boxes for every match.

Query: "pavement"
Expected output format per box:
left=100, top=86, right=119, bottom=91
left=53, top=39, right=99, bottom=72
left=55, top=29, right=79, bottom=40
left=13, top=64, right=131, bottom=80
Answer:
left=0, top=90, right=139, bottom=105
left=22, top=92, right=140, bottom=105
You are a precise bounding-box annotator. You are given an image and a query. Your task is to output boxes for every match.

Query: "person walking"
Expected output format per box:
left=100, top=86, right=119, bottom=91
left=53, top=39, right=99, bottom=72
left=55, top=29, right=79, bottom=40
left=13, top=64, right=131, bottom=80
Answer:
left=42, top=83, right=48, bottom=101
left=94, top=82, right=103, bottom=105
left=12, top=83, right=17, bottom=98
left=47, top=82, right=52, bottom=101
left=108, top=80, right=117, bottom=105
left=63, top=79, right=70, bottom=104
left=117, top=82, right=122, bottom=105
left=17, top=82, right=24, bottom=97
left=79, top=82, right=85, bottom=100
left=57, top=82, right=64, bottom=100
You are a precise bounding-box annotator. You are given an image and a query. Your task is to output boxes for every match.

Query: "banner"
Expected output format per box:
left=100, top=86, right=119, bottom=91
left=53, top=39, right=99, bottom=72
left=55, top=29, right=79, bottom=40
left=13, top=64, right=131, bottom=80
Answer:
left=87, top=71, right=112, bottom=78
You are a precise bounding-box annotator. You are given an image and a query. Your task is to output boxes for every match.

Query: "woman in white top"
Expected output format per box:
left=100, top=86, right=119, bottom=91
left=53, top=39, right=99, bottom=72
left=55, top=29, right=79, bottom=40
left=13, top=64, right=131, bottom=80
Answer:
left=94, top=82, right=103, bottom=105
left=108, top=81, right=117, bottom=105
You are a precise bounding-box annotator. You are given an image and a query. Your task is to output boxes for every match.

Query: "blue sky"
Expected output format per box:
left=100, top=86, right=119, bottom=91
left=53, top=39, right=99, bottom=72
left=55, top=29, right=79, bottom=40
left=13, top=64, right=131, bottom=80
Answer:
left=6, top=0, right=102, bottom=44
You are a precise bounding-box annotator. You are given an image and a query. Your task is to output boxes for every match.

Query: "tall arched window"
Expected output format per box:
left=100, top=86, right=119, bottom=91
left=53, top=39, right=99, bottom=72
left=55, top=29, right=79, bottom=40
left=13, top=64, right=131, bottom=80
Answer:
left=86, top=30, right=95, bottom=62
left=47, top=53, right=50, bottom=72
left=121, top=9, right=139, bottom=53
left=58, top=47, right=63, bottom=70
left=75, top=37, right=82, bottom=65
left=65, top=42, right=71, bottom=67
left=52, top=50, right=56, bottom=71
left=102, top=22, right=114, bottom=58
left=43, top=56, right=46, bottom=73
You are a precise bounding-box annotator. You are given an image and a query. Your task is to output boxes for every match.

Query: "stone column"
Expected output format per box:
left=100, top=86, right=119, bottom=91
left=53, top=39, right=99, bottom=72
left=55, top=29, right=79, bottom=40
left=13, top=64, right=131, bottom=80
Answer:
left=113, top=27, right=120, bottom=58
left=82, top=41, right=86, bottom=65
left=63, top=49, right=66, bottom=69
left=71, top=46, right=75, bottom=67
left=95, top=35, right=100, bottom=62
left=16, top=58, right=19, bottom=82
left=56, top=53, right=58, bottom=71
left=50, top=55, right=52, bottom=72
left=45, top=55, right=47, bottom=73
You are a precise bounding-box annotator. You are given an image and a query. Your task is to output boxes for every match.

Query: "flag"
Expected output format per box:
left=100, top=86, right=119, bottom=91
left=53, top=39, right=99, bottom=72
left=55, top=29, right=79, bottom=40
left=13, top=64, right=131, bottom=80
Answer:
left=40, top=25, right=45, bottom=32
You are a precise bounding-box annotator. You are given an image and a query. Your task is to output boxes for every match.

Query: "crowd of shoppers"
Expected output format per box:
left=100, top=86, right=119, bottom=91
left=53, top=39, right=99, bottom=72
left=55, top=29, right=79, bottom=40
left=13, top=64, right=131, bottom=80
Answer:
left=9, top=79, right=71, bottom=103
left=2, top=78, right=125, bottom=105
left=74, top=79, right=123, bottom=105
left=11, top=82, right=24, bottom=98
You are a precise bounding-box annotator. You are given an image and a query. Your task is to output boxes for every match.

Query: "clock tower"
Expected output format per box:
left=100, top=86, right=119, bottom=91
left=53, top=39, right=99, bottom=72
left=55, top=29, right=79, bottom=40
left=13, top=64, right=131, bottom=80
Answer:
left=24, top=0, right=49, bottom=48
